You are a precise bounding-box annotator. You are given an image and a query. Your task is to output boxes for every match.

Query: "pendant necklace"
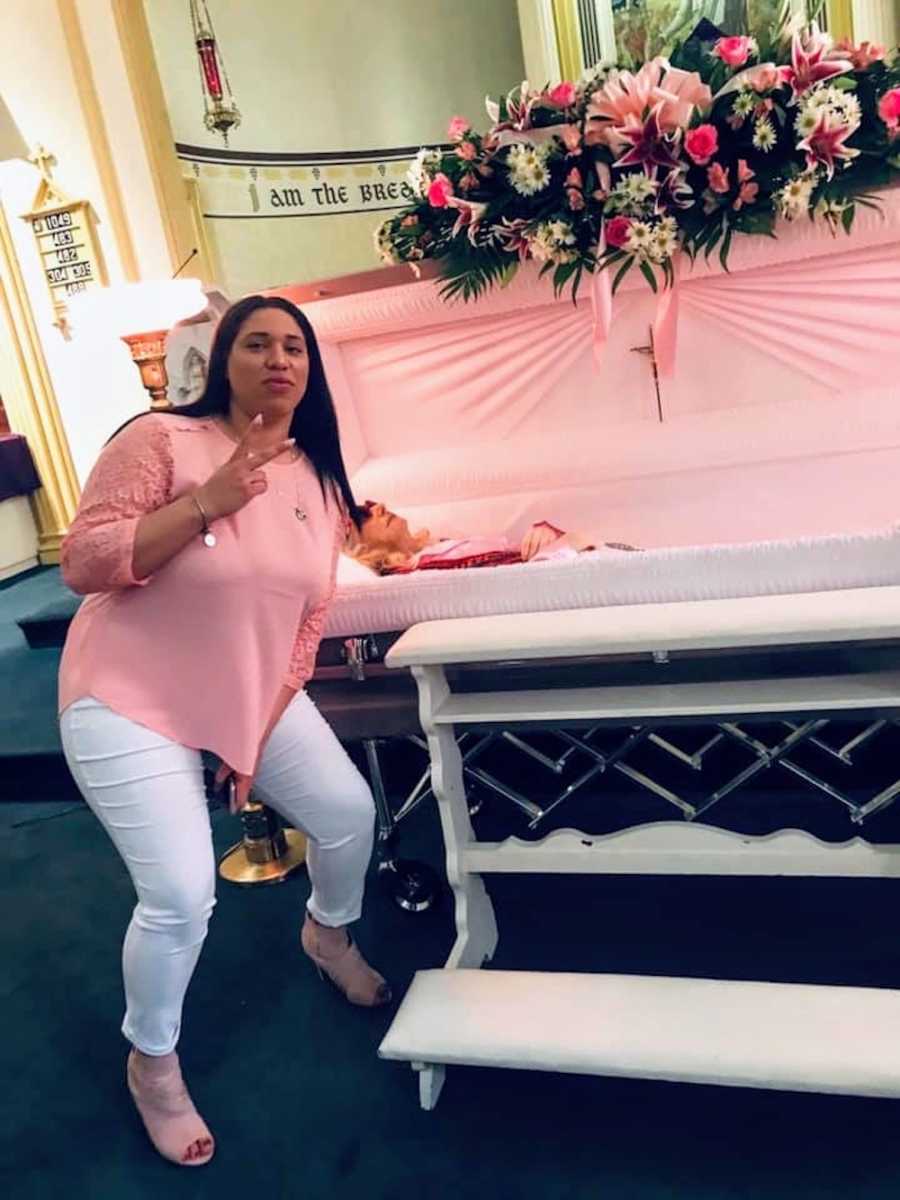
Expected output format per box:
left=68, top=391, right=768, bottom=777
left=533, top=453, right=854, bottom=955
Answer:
left=274, top=451, right=308, bottom=522
left=201, top=423, right=305, bottom=546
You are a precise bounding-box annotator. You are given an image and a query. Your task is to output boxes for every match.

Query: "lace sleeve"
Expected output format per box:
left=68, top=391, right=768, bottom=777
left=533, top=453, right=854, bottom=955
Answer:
left=284, top=511, right=347, bottom=690
left=61, top=415, right=174, bottom=595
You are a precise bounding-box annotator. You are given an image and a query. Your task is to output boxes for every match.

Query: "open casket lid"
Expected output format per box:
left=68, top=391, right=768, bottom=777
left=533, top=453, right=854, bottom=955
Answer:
left=275, top=187, right=900, bottom=547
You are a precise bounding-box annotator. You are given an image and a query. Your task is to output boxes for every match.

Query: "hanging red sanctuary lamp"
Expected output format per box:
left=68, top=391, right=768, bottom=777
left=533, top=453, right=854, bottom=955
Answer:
left=190, top=0, right=241, bottom=145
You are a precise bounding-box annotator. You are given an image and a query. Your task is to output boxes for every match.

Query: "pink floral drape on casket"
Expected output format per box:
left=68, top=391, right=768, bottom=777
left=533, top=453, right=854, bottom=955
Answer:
left=274, top=188, right=900, bottom=550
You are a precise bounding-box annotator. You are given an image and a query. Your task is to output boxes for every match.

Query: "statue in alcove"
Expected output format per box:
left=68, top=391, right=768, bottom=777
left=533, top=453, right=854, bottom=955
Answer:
left=174, top=346, right=209, bottom=406
left=163, top=287, right=229, bottom=408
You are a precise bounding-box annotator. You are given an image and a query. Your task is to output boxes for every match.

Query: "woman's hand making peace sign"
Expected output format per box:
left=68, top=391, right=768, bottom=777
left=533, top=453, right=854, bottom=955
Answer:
left=194, top=414, right=296, bottom=522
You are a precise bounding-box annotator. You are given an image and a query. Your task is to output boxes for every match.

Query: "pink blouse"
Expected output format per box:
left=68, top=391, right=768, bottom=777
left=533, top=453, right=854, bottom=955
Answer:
left=59, top=414, right=343, bottom=774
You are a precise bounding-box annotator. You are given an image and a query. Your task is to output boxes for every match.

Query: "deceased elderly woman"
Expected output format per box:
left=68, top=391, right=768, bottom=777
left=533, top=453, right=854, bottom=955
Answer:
left=345, top=501, right=639, bottom=574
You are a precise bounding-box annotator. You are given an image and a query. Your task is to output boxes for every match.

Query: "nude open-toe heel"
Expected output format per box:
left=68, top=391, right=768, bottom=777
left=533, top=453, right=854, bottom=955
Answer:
left=127, top=1049, right=215, bottom=1167
left=300, top=913, right=392, bottom=1007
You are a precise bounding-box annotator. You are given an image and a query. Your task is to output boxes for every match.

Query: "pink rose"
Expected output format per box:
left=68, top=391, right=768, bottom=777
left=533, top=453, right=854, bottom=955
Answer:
left=447, top=115, right=470, bottom=142
left=456, top=141, right=477, bottom=161
left=605, top=216, right=633, bottom=248
left=737, top=158, right=755, bottom=184
left=749, top=64, right=781, bottom=92
left=427, top=173, right=454, bottom=207
left=878, top=88, right=900, bottom=132
left=547, top=81, right=577, bottom=108
left=565, top=167, right=583, bottom=189
left=684, top=123, right=719, bottom=165
left=714, top=36, right=755, bottom=68
left=707, top=162, right=730, bottom=194
left=458, top=172, right=479, bottom=192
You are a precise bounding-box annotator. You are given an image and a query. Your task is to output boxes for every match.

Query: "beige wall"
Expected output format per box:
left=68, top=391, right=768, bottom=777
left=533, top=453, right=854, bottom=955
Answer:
left=851, top=0, right=900, bottom=45
left=144, top=0, right=526, bottom=295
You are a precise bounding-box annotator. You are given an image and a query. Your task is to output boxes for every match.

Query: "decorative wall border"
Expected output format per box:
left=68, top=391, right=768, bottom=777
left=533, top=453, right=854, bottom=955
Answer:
left=176, top=142, right=432, bottom=223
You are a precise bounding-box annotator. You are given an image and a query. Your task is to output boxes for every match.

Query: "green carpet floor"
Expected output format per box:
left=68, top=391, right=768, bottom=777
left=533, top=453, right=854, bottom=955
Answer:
left=5, top=568, right=900, bottom=1198
left=0, top=567, right=68, bottom=763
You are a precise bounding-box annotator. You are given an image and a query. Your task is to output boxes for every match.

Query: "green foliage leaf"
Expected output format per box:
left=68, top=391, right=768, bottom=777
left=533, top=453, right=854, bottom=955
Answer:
left=639, top=260, right=659, bottom=293
left=719, top=226, right=733, bottom=272
left=704, top=222, right=724, bottom=262
left=611, top=257, right=633, bottom=294
left=551, top=258, right=579, bottom=298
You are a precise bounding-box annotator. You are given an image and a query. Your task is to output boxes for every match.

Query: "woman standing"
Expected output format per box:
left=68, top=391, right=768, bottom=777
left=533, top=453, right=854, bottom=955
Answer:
left=59, top=295, right=389, bottom=1168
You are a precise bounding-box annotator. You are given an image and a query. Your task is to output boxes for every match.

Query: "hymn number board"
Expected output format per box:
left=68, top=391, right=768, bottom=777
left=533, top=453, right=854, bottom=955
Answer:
left=34, top=206, right=95, bottom=292
left=22, top=149, right=108, bottom=337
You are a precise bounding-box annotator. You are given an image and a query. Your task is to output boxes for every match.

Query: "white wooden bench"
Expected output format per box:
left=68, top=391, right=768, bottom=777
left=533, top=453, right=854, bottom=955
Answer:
left=379, top=587, right=900, bottom=1109
left=379, top=970, right=900, bottom=1109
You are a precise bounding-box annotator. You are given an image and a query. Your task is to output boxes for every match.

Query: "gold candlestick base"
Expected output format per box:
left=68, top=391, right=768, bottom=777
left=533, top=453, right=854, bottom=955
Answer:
left=218, top=797, right=307, bottom=886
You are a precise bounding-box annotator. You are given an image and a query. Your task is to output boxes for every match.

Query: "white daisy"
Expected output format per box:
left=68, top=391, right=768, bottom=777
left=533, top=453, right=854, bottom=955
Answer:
left=507, top=143, right=552, bottom=196
left=733, top=90, right=756, bottom=117
left=625, top=221, right=652, bottom=253
left=373, top=221, right=399, bottom=264
left=753, top=119, right=777, bottom=152
left=623, top=173, right=657, bottom=202
left=529, top=219, right=577, bottom=263
left=794, top=109, right=819, bottom=137
left=406, top=148, right=442, bottom=198
left=806, top=86, right=861, bottom=125
left=650, top=226, right=678, bottom=261
left=776, top=175, right=815, bottom=221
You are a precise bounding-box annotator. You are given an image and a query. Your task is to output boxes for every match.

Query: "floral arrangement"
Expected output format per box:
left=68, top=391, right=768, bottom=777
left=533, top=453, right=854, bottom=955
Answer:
left=375, top=12, right=900, bottom=302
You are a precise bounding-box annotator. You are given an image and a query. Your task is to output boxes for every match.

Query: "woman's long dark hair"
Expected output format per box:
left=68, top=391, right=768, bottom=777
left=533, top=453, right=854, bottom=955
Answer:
left=111, top=294, right=359, bottom=522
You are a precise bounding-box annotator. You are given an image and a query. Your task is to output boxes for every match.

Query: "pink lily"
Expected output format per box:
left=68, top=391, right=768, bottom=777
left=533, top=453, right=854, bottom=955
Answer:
left=663, top=166, right=694, bottom=209
left=486, top=81, right=538, bottom=132
left=587, top=59, right=711, bottom=139
left=611, top=104, right=683, bottom=176
left=445, top=197, right=488, bottom=243
left=495, top=217, right=532, bottom=261
left=796, top=109, right=860, bottom=178
left=781, top=24, right=852, bottom=102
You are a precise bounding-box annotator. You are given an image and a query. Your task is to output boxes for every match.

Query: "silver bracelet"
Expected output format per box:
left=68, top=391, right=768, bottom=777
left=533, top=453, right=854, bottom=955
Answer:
left=191, top=494, right=217, bottom=548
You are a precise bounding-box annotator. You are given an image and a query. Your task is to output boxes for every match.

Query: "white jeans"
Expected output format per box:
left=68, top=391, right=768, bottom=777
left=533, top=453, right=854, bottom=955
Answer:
left=60, top=691, right=375, bottom=1056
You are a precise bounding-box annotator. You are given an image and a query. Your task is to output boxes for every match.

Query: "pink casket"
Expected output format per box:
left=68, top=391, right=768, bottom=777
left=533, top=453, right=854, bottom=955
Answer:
left=274, top=186, right=900, bottom=657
